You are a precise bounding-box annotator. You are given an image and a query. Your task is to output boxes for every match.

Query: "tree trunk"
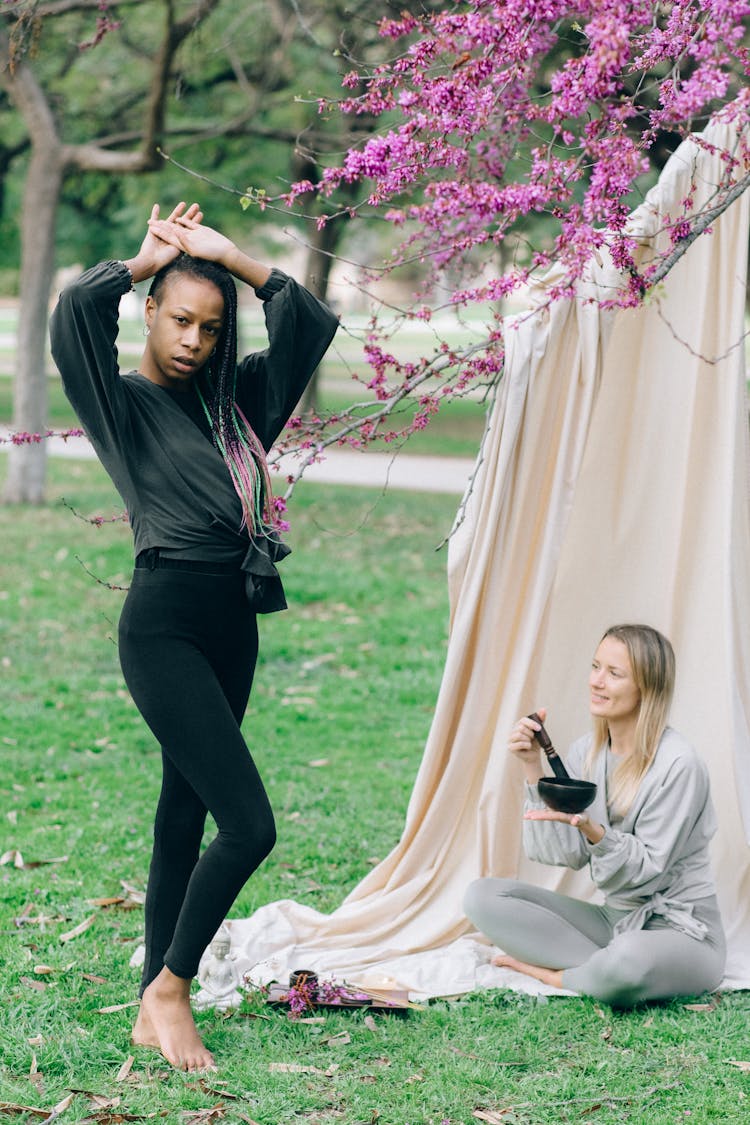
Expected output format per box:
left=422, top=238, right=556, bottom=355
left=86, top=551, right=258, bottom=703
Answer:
left=297, top=215, right=344, bottom=418
left=2, top=143, right=64, bottom=503
left=0, top=0, right=221, bottom=504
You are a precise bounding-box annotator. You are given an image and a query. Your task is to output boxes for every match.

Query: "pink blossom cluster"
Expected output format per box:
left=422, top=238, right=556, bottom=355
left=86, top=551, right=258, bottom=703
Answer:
left=0, top=428, right=84, bottom=446
left=284, top=974, right=372, bottom=1018
left=635, top=1, right=749, bottom=127
left=78, top=1, right=121, bottom=51
left=270, top=494, right=290, bottom=533
left=274, top=1, right=748, bottom=463
left=286, top=974, right=318, bottom=1017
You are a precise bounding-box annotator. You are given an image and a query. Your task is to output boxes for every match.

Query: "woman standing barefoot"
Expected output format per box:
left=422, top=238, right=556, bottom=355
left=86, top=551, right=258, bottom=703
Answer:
left=50, top=203, right=338, bottom=1069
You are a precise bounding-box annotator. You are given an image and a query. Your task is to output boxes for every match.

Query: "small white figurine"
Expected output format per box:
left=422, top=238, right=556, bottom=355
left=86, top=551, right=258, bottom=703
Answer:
left=193, top=925, right=242, bottom=1011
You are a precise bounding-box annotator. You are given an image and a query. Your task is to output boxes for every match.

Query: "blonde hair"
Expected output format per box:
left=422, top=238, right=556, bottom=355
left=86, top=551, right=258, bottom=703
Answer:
left=587, top=624, right=675, bottom=816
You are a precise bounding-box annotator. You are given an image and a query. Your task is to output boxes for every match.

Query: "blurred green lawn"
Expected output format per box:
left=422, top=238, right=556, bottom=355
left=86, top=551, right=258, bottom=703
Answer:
left=1, top=456, right=748, bottom=1124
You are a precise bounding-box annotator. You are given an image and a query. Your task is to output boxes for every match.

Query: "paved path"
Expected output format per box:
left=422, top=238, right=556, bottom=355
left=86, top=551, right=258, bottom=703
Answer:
left=1, top=428, right=476, bottom=495
left=277, top=448, right=475, bottom=495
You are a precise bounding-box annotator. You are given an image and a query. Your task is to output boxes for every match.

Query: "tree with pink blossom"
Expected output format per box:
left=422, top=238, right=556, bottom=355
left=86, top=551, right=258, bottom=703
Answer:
left=268, top=0, right=749, bottom=490
left=4, top=1, right=749, bottom=506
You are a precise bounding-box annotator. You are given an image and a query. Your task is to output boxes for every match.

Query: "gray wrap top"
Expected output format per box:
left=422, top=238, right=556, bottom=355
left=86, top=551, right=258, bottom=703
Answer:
left=524, top=727, right=718, bottom=939
left=50, top=260, right=339, bottom=612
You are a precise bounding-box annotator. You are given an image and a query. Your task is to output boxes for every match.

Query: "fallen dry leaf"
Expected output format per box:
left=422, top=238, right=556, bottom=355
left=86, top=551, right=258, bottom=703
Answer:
left=59, top=914, right=97, bottom=944
left=363, top=1015, right=378, bottom=1032
left=268, top=1062, right=339, bottom=1077
left=300, top=653, right=336, bottom=672
left=96, top=1001, right=140, bottom=1014
left=119, top=880, right=146, bottom=905
left=683, top=1001, right=717, bottom=1012
left=181, top=1108, right=227, bottom=1123
left=1, top=849, right=25, bottom=868
left=472, top=1111, right=513, bottom=1123
left=728, top=1060, right=750, bottom=1072
left=324, top=1031, right=351, bottom=1047
left=87, top=892, right=141, bottom=913
left=83, top=1113, right=148, bottom=1123
left=33, top=966, right=56, bottom=976
left=307, top=758, right=329, bottom=768
left=115, top=1056, right=134, bottom=1083
left=27, top=1037, right=44, bottom=1047
left=1, top=850, right=68, bottom=870
left=189, top=1080, right=240, bottom=1101
left=268, top=1062, right=321, bottom=1075
left=28, top=1053, right=43, bottom=1090
left=21, top=977, right=47, bottom=993
left=85, top=1094, right=122, bottom=1109
left=0, top=1101, right=49, bottom=1119
left=14, top=912, right=65, bottom=928
left=47, top=1093, right=76, bottom=1121
left=82, top=973, right=108, bottom=985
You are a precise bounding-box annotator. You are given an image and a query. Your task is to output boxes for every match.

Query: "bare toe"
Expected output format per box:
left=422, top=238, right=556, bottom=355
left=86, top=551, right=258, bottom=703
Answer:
left=137, top=971, right=216, bottom=1073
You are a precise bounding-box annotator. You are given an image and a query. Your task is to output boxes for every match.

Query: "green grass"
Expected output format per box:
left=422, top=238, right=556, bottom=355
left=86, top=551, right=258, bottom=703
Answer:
left=1, top=457, right=749, bottom=1124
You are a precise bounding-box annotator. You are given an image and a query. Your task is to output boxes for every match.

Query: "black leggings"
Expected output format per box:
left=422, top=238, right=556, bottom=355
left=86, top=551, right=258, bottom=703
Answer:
left=118, top=564, right=275, bottom=992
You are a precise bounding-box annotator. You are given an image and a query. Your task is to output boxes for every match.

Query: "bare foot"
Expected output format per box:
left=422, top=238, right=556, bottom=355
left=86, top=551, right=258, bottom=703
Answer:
left=491, top=952, right=564, bottom=990
left=131, top=967, right=216, bottom=1072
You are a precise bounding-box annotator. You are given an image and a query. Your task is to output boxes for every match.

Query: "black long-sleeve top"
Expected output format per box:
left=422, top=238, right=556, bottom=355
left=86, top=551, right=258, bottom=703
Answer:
left=49, top=260, right=338, bottom=612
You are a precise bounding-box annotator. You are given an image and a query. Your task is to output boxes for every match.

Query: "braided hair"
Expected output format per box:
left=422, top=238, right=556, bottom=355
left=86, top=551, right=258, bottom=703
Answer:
left=148, top=254, right=277, bottom=536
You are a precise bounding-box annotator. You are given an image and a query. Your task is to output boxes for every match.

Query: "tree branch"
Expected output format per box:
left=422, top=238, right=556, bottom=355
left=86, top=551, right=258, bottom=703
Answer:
left=57, top=0, right=224, bottom=173
left=271, top=339, right=492, bottom=491
left=645, top=165, right=750, bottom=290
left=3, top=0, right=143, bottom=15
left=138, top=0, right=223, bottom=167
left=0, top=26, right=59, bottom=148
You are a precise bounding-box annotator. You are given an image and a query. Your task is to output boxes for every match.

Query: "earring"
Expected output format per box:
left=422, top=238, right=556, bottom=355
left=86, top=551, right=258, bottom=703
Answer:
left=143, top=325, right=150, bottom=337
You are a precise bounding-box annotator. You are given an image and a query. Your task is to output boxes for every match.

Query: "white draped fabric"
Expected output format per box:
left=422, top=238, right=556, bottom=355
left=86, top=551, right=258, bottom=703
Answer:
left=224, top=121, right=750, bottom=998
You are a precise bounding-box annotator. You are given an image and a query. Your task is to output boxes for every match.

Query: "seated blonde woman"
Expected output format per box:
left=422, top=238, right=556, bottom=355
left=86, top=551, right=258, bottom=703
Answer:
left=464, top=624, right=725, bottom=1008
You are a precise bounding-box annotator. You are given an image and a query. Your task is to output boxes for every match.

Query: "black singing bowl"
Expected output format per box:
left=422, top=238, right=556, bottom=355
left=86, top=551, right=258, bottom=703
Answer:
left=537, top=777, right=597, bottom=814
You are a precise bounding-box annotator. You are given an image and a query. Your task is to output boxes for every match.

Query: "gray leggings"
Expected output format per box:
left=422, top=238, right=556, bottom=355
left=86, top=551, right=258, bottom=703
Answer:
left=464, top=878, right=726, bottom=1008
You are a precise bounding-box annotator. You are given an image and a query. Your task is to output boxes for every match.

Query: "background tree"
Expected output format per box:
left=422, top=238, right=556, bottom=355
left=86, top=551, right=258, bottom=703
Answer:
left=0, top=0, right=299, bottom=504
